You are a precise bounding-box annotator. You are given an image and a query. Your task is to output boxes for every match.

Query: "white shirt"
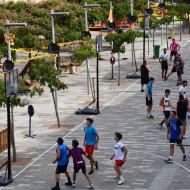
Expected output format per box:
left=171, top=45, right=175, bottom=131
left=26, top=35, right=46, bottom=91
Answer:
left=114, top=140, right=126, bottom=160
left=162, top=95, right=170, bottom=111
left=179, top=85, right=187, bottom=99
left=160, top=53, right=168, bottom=61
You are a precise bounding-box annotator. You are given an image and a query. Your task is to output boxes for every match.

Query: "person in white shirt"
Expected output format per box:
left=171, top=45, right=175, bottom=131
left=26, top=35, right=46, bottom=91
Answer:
left=110, top=133, right=127, bottom=185
left=159, top=48, right=169, bottom=80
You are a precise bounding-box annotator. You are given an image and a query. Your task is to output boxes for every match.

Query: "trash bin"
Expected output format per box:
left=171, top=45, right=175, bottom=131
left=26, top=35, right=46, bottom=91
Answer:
left=168, top=28, right=175, bottom=39
left=154, top=45, right=160, bottom=59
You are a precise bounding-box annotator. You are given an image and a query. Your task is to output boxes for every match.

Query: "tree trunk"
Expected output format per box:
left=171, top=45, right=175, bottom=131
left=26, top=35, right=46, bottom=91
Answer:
left=51, top=91, right=60, bottom=127
left=118, top=52, right=120, bottom=86
left=180, top=20, right=182, bottom=41
left=11, top=104, right=16, bottom=162
left=166, top=24, right=168, bottom=49
left=133, top=42, right=138, bottom=72
left=153, top=29, right=155, bottom=58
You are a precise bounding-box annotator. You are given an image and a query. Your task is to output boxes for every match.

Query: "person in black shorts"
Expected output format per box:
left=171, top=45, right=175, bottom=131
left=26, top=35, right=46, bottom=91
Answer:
left=140, top=60, right=150, bottom=92
left=159, top=48, right=169, bottom=79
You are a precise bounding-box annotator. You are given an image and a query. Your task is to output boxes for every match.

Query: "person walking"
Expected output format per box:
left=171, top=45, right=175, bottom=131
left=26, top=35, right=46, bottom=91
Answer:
left=140, top=60, right=150, bottom=92
left=52, top=137, right=72, bottom=190
left=146, top=77, right=155, bottom=119
left=164, top=111, right=186, bottom=163
left=83, top=118, right=99, bottom=175
left=176, top=95, right=188, bottom=138
left=110, top=132, right=128, bottom=185
left=176, top=54, right=184, bottom=85
left=159, top=89, right=171, bottom=129
left=159, top=48, right=169, bottom=80
left=170, top=38, right=180, bottom=62
left=69, top=139, right=94, bottom=189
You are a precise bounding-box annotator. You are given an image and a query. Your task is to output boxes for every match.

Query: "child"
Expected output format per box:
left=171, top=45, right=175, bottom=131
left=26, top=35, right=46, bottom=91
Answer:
left=52, top=137, right=72, bottom=190
left=69, top=139, right=94, bottom=189
left=110, top=133, right=128, bottom=185
left=164, top=111, right=186, bottom=163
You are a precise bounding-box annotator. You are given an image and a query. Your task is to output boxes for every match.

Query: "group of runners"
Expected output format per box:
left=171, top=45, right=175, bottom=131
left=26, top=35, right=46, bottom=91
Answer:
left=51, top=118, right=128, bottom=190
left=141, top=38, right=189, bottom=163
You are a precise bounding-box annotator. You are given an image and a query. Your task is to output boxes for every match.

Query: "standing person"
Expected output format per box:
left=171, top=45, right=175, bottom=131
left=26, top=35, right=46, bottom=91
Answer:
left=146, top=77, right=155, bottom=119
left=159, top=89, right=171, bottom=129
left=176, top=95, right=188, bottom=138
left=83, top=118, right=99, bottom=175
left=170, top=38, right=180, bottom=62
left=52, top=137, right=72, bottom=190
left=159, top=48, right=169, bottom=80
left=69, top=139, right=94, bottom=189
left=110, top=132, right=128, bottom=185
left=176, top=54, right=184, bottom=85
left=164, top=111, right=186, bottom=163
left=140, top=60, right=150, bottom=92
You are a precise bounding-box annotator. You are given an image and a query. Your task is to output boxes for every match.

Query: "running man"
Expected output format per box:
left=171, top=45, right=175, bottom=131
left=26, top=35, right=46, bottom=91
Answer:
left=83, top=118, right=99, bottom=175
left=164, top=111, right=186, bottom=163
left=170, top=39, right=180, bottom=62
left=69, top=139, right=94, bottom=189
left=159, top=89, right=171, bottom=129
left=159, top=48, right=169, bottom=79
left=110, top=132, right=128, bottom=185
left=146, top=77, right=155, bottom=119
left=52, top=137, right=72, bottom=190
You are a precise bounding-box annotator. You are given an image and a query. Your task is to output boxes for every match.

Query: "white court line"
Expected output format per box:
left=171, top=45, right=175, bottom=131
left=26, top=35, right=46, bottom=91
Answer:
left=130, top=149, right=190, bottom=173
left=13, top=64, right=159, bottom=179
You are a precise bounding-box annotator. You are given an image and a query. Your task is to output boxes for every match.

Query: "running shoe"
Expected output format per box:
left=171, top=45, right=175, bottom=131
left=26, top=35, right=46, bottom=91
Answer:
left=141, top=89, right=145, bottom=92
left=72, top=183, right=76, bottom=188
left=113, top=175, right=120, bottom=179
left=183, top=155, right=186, bottom=161
left=118, top=176, right=125, bottom=185
left=65, top=181, right=72, bottom=186
left=88, top=169, right=94, bottom=175
left=51, top=186, right=60, bottom=190
left=147, top=115, right=154, bottom=119
left=164, top=157, right=173, bottom=163
left=88, top=184, right=94, bottom=189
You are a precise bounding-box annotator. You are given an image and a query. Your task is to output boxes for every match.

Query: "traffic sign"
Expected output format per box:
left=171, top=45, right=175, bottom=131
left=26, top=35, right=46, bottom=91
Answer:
left=110, top=56, right=115, bottom=64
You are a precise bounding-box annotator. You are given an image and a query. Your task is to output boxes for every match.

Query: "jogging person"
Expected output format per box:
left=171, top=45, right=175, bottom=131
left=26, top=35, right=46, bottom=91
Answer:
left=170, top=39, right=180, bottom=62
left=159, top=89, right=171, bottom=129
left=69, top=139, right=94, bottom=189
left=83, top=118, right=99, bottom=175
left=159, top=48, right=169, bottom=80
left=110, top=132, right=128, bottom=185
left=52, top=137, right=72, bottom=190
left=140, top=60, right=150, bottom=92
left=176, top=95, right=188, bottom=138
left=146, top=77, right=155, bottom=119
left=164, top=111, right=186, bottom=163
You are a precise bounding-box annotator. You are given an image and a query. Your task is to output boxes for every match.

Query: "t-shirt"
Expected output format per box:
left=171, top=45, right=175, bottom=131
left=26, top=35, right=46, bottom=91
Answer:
left=179, top=85, right=187, bottom=99
left=177, top=100, right=188, bottom=120
left=160, top=53, right=168, bottom=62
left=146, top=82, right=153, bottom=97
left=170, top=42, right=180, bottom=52
left=69, top=147, right=86, bottom=167
left=84, top=126, right=97, bottom=145
left=57, top=144, right=69, bottom=165
left=168, top=118, right=181, bottom=140
left=114, top=140, right=126, bottom=160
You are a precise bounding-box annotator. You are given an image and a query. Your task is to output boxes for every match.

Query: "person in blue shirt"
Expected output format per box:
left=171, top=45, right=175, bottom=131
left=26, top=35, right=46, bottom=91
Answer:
left=83, top=118, right=99, bottom=175
left=165, top=111, right=186, bottom=163
left=146, top=77, right=155, bottom=119
left=52, top=137, right=72, bottom=190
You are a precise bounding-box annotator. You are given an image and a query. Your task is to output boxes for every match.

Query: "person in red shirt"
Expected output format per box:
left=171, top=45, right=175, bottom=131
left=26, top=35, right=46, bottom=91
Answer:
left=170, top=39, right=180, bottom=62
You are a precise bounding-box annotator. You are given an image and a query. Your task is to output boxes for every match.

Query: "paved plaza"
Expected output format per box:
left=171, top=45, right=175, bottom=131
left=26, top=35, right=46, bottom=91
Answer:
left=1, top=28, right=190, bottom=190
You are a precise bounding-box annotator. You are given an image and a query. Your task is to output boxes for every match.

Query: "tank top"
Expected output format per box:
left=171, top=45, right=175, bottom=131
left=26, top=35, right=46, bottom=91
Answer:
left=57, top=144, right=69, bottom=166
left=162, top=95, right=170, bottom=111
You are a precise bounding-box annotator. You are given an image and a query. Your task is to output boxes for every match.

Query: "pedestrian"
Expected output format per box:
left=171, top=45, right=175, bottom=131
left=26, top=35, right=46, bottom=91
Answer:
left=140, top=60, right=150, bottom=92
left=176, top=95, right=188, bottom=138
left=170, top=38, right=180, bottom=62
left=164, top=111, right=186, bottom=163
left=176, top=54, right=184, bottom=85
left=146, top=77, right=155, bottom=119
left=110, top=132, right=127, bottom=185
left=83, top=118, right=99, bottom=175
left=165, top=56, right=177, bottom=80
left=69, top=139, right=94, bottom=189
left=52, top=137, right=72, bottom=190
left=159, top=89, right=171, bottom=129
left=159, top=48, right=169, bottom=80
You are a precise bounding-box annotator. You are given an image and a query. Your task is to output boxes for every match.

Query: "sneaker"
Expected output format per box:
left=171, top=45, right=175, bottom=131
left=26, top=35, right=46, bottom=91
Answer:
left=141, top=89, right=144, bottom=92
left=51, top=186, right=60, bottom=190
left=183, top=155, right=186, bottom=161
left=65, top=181, right=72, bottom=186
left=95, top=161, right=98, bottom=170
left=164, top=157, right=173, bottom=163
left=88, top=169, right=94, bottom=175
left=72, top=183, right=76, bottom=188
left=88, top=184, right=94, bottom=189
left=118, top=176, right=125, bottom=185
left=113, top=175, right=120, bottom=179
left=159, top=124, right=163, bottom=129
left=147, top=115, right=154, bottom=119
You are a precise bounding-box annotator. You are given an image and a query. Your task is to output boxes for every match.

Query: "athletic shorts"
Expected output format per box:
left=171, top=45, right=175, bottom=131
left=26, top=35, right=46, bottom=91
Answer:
left=163, top=111, right=170, bottom=119
left=85, top=145, right=95, bottom=154
left=179, top=119, right=186, bottom=127
left=170, top=51, right=177, bottom=57
left=161, top=61, right=168, bottom=70
left=177, top=69, right=183, bottom=76
left=171, top=66, right=176, bottom=73
left=74, top=164, right=86, bottom=174
left=115, top=160, right=124, bottom=167
left=146, top=97, right=153, bottom=106
left=56, top=164, right=68, bottom=174
left=170, top=139, right=182, bottom=144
